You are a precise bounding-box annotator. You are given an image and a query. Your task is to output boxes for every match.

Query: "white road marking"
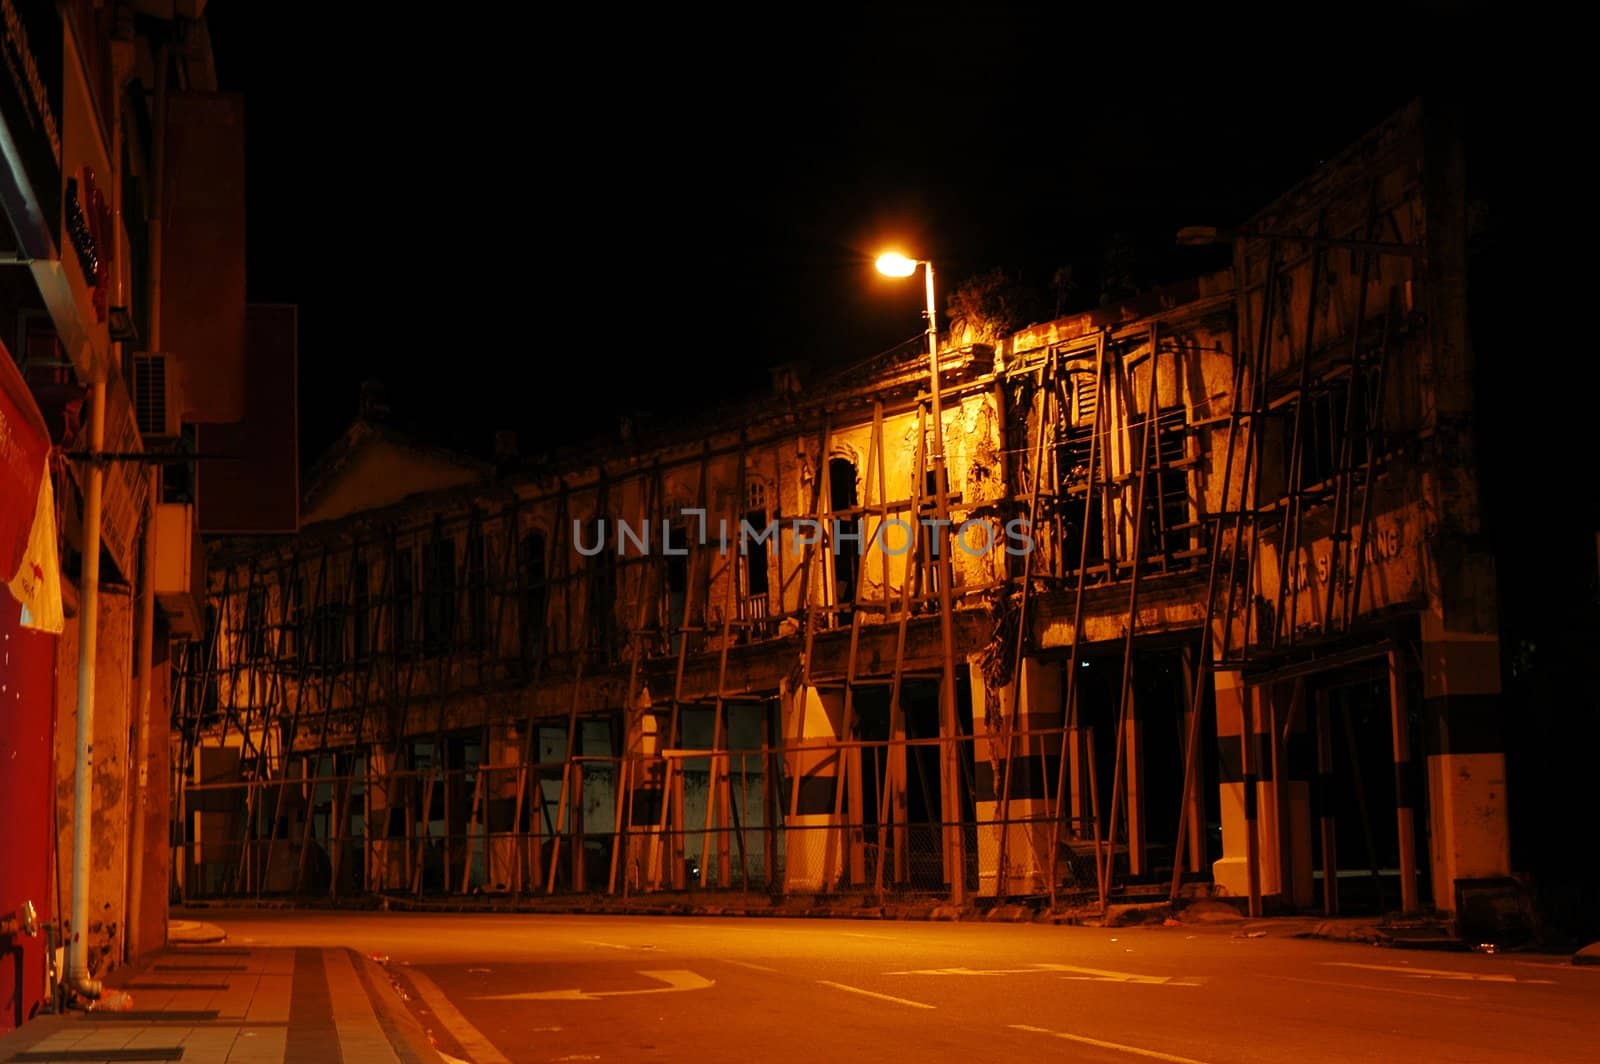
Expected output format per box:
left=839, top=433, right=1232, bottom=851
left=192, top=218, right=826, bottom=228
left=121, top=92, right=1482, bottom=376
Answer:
left=816, top=980, right=936, bottom=1009
left=890, top=962, right=1196, bottom=985
left=1010, top=1023, right=1212, bottom=1063
left=839, top=931, right=896, bottom=940
left=1518, top=960, right=1600, bottom=973
left=725, top=960, right=780, bottom=973
left=889, top=966, right=1046, bottom=975
left=476, top=969, right=714, bottom=1002
left=1261, top=973, right=1470, bottom=1001
left=580, top=940, right=654, bottom=951
left=402, top=965, right=513, bottom=1064
left=1323, top=962, right=1519, bottom=983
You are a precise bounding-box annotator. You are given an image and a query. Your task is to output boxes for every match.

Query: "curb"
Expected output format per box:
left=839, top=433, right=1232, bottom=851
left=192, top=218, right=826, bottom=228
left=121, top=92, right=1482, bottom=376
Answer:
left=349, top=948, right=444, bottom=1064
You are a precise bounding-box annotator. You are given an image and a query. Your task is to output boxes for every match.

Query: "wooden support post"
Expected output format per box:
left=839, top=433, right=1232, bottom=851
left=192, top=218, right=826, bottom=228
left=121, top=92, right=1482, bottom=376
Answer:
left=546, top=666, right=585, bottom=894
left=1389, top=649, right=1418, bottom=914
left=1316, top=688, right=1338, bottom=916
left=1244, top=684, right=1262, bottom=918
left=1179, top=648, right=1203, bottom=875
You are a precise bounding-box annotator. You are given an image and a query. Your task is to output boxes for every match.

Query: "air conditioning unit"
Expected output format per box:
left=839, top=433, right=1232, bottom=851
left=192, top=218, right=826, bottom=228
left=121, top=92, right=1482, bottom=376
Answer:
left=131, top=352, right=181, bottom=438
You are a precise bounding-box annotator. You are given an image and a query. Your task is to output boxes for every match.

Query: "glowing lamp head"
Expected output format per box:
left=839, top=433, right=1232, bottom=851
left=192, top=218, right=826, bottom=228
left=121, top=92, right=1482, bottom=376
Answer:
left=875, top=252, right=918, bottom=278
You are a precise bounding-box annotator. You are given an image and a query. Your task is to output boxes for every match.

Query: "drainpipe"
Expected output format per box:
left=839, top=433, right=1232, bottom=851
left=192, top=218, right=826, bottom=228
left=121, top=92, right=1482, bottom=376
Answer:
left=127, top=41, right=169, bottom=957
left=68, top=373, right=108, bottom=1001
left=126, top=469, right=157, bottom=960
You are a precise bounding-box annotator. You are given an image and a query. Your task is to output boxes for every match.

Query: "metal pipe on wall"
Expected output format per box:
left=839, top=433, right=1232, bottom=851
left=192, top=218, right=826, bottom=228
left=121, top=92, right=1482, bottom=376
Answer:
left=126, top=467, right=158, bottom=960
left=67, top=375, right=108, bottom=1000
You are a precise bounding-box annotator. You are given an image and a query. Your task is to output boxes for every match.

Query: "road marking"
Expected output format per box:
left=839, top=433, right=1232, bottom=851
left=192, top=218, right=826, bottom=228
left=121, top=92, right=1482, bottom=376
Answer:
left=839, top=931, right=896, bottom=940
left=725, top=960, right=780, bottom=973
left=324, top=949, right=404, bottom=1064
left=404, top=965, right=513, bottom=1064
left=890, top=962, right=1195, bottom=985
left=817, top=980, right=936, bottom=1009
left=1323, top=962, right=1518, bottom=983
left=1260, top=973, right=1470, bottom=1001
left=1010, top=1023, right=1211, bottom=1063
left=1519, top=960, right=1600, bottom=973
left=476, top=969, right=714, bottom=1002
left=581, top=939, right=654, bottom=951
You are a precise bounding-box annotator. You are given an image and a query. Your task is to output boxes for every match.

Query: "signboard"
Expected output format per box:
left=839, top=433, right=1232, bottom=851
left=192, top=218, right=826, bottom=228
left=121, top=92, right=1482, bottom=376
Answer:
left=97, top=373, right=147, bottom=582
left=0, top=0, right=63, bottom=256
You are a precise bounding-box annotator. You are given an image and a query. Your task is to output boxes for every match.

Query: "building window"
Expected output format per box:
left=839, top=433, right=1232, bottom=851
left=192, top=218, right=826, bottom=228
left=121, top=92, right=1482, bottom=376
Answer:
left=1140, top=406, right=1191, bottom=565
left=351, top=559, right=370, bottom=661
left=467, top=525, right=488, bottom=649
left=664, top=519, right=688, bottom=652
left=520, top=531, right=547, bottom=665
left=1055, top=421, right=1104, bottom=573
left=281, top=575, right=308, bottom=669
left=312, top=580, right=343, bottom=672
left=422, top=537, right=457, bottom=654
left=243, top=586, right=266, bottom=661
left=393, top=548, right=416, bottom=654
left=587, top=518, right=617, bottom=656
left=829, top=458, right=860, bottom=609
left=743, top=508, right=770, bottom=598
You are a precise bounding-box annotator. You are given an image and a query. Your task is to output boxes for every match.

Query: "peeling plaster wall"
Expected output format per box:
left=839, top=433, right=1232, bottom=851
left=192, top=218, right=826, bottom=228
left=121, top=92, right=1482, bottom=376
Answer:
left=53, top=587, right=133, bottom=978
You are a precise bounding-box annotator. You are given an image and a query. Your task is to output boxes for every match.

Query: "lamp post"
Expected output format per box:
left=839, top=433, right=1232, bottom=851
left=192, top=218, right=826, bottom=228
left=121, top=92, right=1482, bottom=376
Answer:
left=875, top=252, right=966, bottom=904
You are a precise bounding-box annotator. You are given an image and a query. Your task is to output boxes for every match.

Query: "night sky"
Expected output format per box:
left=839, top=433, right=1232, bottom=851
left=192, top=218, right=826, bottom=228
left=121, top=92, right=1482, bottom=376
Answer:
left=207, top=4, right=1502, bottom=469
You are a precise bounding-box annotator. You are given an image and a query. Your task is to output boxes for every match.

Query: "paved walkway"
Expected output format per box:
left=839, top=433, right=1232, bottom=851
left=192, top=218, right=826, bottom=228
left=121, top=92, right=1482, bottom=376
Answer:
left=0, top=943, right=437, bottom=1064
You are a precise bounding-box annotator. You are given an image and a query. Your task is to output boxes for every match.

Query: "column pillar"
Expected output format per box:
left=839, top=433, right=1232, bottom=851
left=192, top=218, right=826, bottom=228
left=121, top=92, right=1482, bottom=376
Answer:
left=970, top=657, right=1062, bottom=897
left=1420, top=618, right=1510, bottom=913
left=625, top=692, right=665, bottom=892
left=1212, top=671, right=1283, bottom=909
left=1270, top=680, right=1315, bottom=911
left=781, top=681, right=844, bottom=893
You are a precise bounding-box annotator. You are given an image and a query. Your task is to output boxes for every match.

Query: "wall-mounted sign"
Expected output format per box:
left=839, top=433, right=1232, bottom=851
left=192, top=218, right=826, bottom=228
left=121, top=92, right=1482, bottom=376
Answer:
left=63, top=167, right=110, bottom=322
left=0, top=0, right=64, bottom=255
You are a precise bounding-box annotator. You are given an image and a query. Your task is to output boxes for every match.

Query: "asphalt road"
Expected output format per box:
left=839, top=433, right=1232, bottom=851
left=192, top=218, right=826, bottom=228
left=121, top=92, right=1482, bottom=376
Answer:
left=199, top=909, right=1600, bottom=1063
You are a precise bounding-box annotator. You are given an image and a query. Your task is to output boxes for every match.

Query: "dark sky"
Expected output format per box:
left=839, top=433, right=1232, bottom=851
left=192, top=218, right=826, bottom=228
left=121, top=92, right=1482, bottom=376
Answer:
left=207, top=3, right=1500, bottom=467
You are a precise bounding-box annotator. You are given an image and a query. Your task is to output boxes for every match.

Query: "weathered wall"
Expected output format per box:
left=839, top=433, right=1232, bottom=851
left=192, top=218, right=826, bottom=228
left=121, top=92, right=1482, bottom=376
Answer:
left=54, top=586, right=133, bottom=978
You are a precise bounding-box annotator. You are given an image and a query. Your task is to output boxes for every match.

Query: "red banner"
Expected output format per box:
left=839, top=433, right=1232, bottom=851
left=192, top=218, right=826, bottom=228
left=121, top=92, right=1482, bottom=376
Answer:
left=1, top=343, right=62, bottom=631
left=0, top=345, right=49, bottom=576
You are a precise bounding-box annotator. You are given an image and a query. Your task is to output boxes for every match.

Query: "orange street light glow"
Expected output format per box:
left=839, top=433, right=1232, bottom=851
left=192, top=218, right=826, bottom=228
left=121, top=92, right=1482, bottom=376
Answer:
left=875, top=252, right=918, bottom=277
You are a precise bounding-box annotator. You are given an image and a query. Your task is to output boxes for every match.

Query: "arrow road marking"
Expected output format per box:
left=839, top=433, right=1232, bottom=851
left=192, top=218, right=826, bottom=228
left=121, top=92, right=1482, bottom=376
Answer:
left=1323, top=962, right=1528, bottom=983
left=475, top=969, right=713, bottom=1001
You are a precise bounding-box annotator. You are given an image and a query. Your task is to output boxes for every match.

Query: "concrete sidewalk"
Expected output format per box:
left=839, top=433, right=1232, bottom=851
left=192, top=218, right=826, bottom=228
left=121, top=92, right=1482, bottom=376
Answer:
left=0, top=943, right=438, bottom=1064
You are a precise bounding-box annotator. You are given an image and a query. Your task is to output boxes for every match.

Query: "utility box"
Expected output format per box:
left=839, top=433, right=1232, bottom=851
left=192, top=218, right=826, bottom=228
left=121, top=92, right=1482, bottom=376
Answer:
left=155, top=502, right=205, bottom=637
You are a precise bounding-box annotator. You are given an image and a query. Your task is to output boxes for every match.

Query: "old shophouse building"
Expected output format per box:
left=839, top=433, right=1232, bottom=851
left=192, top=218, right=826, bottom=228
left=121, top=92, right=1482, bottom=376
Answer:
left=175, top=99, right=1512, bottom=921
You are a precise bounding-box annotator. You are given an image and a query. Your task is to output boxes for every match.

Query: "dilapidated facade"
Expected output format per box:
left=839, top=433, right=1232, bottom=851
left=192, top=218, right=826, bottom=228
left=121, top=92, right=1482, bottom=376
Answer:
left=173, top=99, right=1510, bottom=917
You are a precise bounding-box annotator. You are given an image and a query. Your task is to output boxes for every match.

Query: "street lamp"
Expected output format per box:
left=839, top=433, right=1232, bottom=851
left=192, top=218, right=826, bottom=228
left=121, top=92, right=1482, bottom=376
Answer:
left=875, top=250, right=966, bottom=903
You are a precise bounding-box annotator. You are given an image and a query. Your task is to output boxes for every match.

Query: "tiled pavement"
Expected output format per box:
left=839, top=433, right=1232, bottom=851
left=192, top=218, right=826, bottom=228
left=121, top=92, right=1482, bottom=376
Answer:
left=0, top=945, right=437, bottom=1064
